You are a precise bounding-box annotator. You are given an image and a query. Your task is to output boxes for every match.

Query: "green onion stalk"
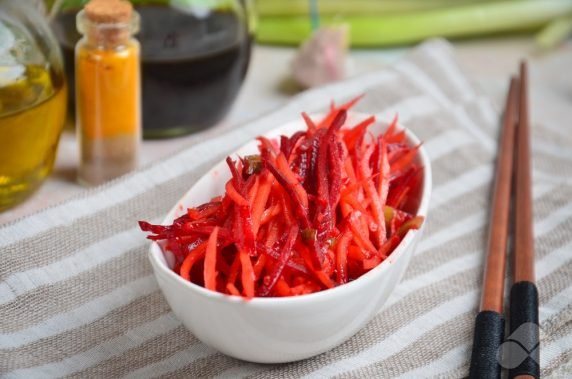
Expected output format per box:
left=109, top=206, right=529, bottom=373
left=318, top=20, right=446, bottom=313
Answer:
left=254, top=0, right=572, bottom=47
left=255, top=0, right=500, bottom=16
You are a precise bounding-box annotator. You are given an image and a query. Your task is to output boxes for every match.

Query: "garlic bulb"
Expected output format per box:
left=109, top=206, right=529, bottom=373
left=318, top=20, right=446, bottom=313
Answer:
left=291, top=25, right=349, bottom=88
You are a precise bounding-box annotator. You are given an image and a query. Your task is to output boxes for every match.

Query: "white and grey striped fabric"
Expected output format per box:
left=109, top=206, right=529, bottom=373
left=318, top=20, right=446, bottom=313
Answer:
left=2, top=39, right=571, bottom=378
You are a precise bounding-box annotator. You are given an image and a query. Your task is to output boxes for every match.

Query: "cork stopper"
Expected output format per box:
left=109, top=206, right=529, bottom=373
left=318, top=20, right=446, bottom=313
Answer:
left=85, top=0, right=133, bottom=24
left=79, top=0, right=138, bottom=47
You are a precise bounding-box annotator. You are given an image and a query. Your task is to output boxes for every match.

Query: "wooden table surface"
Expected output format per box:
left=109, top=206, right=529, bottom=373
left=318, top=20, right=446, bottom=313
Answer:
left=1, top=36, right=569, bottom=225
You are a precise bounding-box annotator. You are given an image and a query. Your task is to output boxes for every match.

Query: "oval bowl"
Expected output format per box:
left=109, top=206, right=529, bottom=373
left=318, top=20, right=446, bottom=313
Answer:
left=148, top=112, right=432, bottom=363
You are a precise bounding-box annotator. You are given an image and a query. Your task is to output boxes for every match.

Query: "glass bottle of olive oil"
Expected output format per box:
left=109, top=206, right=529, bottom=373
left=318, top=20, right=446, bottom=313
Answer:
left=0, top=3, right=67, bottom=211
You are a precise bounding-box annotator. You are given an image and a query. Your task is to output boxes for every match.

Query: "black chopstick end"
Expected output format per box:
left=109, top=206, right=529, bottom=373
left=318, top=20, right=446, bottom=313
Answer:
left=469, top=310, right=504, bottom=379
left=508, top=281, right=540, bottom=379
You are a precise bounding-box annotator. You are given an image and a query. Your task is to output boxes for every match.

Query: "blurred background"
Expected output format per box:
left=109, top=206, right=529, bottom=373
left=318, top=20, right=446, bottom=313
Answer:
left=1, top=0, right=571, bottom=222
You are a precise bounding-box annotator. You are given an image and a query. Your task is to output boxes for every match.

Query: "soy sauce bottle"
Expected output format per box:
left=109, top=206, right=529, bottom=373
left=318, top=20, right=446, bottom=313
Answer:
left=49, top=0, right=254, bottom=138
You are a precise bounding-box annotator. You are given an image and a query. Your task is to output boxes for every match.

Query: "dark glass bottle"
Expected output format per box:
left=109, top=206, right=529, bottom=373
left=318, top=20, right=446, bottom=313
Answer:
left=49, top=0, right=253, bottom=139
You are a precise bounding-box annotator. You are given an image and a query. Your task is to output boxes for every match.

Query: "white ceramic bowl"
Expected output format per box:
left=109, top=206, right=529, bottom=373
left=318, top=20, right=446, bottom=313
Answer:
left=148, top=113, right=432, bottom=363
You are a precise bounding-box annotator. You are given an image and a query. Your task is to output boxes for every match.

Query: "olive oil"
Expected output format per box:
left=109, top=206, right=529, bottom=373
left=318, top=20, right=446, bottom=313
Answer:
left=0, top=65, right=67, bottom=210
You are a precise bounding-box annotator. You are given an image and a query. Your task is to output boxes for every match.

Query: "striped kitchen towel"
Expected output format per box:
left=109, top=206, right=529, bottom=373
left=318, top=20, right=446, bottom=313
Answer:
left=1, top=39, right=571, bottom=378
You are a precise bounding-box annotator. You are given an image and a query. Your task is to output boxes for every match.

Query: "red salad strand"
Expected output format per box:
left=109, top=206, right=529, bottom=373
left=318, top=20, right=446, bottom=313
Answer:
left=139, top=97, right=424, bottom=298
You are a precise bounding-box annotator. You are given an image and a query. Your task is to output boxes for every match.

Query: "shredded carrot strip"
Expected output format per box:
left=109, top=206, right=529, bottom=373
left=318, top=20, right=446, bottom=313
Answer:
left=390, top=144, right=421, bottom=174
left=259, top=203, right=281, bottom=226
left=384, top=114, right=399, bottom=138
left=279, top=190, right=295, bottom=226
left=265, top=219, right=280, bottom=247
left=376, top=138, right=390, bottom=207
left=347, top=211, right=377, bottom=254
left=274, top=277, right=291, bottom=296
left=226, top=283, right=241, bottom=296
left=340, top=94, right=365, bottom=110
left=343, top=156, right=357, bottom=183
left=247, top=175, right=260, bottom=208
left=356, top=143, right=385, bottom=247
left=343, top=115, right=375, bottom=151
left=253, top=254, right=267, bottom=279
left=342, top=194, right=374, bottom=226
left=336, top=232, right=352, bottom=284
left=301, top=112, right=317, bottom=132
left=251, top=172, right=273, bottom=234
left=276, top=153, right=308, bottom=209
left=348, top=244, right=366, bottom=261
left=180, top=242, right=208, bottom=281
left=225, top=181, right=249, bottom=207
left=204, top=227, right=219, bottom=291
left=363, top=256, right=382, bottom=270
left=239, top=250, right=255, bottom=298
left=314, top=269, right=335, bottom=289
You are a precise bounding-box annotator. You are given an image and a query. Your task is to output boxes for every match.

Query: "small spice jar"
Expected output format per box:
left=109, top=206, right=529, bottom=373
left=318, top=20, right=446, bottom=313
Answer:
left=75, top=0, right=141, bottom=186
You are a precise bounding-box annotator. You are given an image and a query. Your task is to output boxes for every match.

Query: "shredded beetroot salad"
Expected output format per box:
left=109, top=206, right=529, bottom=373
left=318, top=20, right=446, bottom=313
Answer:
left=139, top=97, right=424, bottom=298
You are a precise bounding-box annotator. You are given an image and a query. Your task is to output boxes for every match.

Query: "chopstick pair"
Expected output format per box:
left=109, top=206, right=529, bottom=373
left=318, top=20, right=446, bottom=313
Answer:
left=469, top=62, right=539, bottom=379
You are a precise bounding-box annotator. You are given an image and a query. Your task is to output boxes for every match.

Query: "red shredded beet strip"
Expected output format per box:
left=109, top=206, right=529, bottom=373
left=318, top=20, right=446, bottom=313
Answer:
left=258, top=226, right=299, bottom=296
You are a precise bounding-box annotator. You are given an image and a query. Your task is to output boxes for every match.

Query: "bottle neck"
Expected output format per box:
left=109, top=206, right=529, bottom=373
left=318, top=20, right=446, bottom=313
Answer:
left=76, top=10, right=139, bottom=49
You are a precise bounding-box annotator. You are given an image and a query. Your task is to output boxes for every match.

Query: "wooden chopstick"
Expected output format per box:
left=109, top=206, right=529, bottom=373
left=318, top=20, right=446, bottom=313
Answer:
left=470, top=62, right=540, bottom=379
left=514, top=62, right=535, bottom=285
left=481, top=77, right=519, bottom=314
left=469, top=77, right=519, bottom=379
left=508, top=61, right=539, bottom=379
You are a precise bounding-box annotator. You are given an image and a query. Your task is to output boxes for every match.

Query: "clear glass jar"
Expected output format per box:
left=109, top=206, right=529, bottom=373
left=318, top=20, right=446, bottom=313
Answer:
left=0, top=0, right=67, bottom=211
left=75, top=4, right=141, bottom=186
left=49, top=0, right=254, bottom=139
